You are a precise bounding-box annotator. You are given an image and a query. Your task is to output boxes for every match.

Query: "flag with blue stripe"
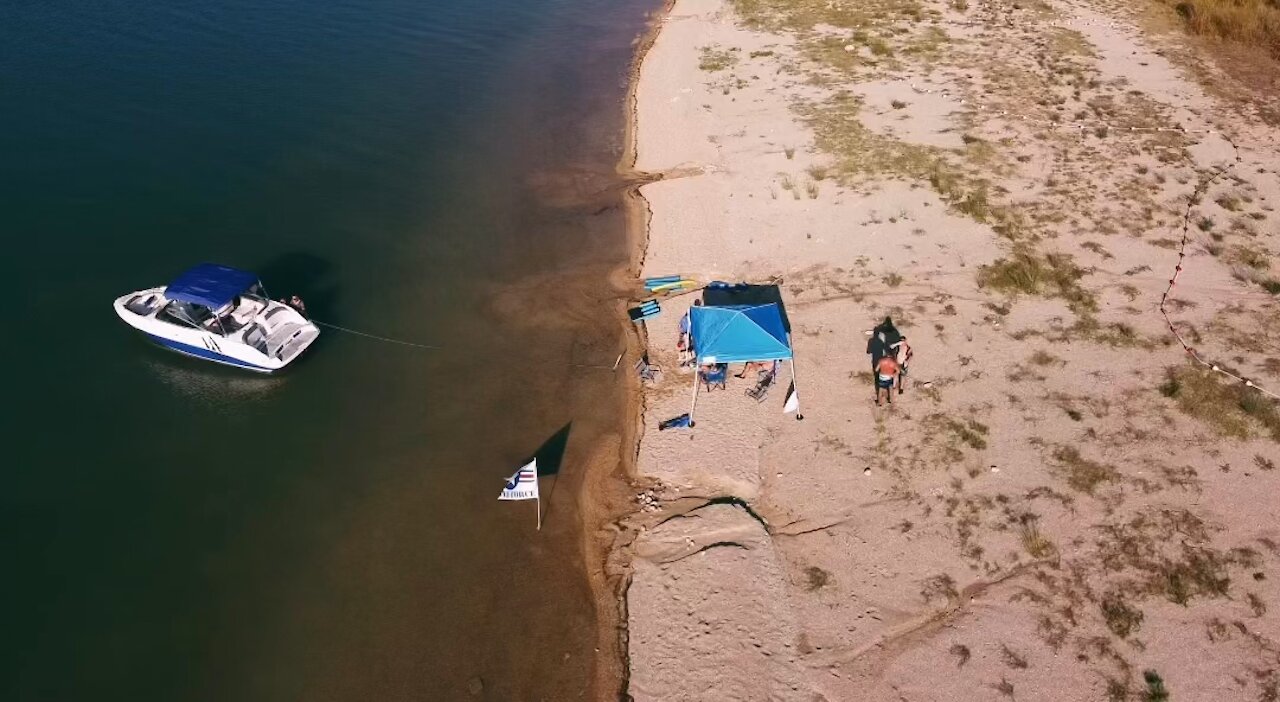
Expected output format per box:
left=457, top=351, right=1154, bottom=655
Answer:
left=498, top=459, right=539, bottom=501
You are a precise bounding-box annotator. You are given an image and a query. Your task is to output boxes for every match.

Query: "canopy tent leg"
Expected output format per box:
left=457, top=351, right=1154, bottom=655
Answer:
left=790, top=357, right=804, bottom=420
left=688, top=368, right=701, bottom=427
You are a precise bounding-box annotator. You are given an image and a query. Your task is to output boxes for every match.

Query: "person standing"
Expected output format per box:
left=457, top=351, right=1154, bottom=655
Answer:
left=677, top=299, right=701, bottom=368
left=892, top=335, right=912, bottom=395
left=876, top=316, right=901, bottom=348
left=867, top=329, right=886, bottom=374
left=874, top=353, right=900, bottom=406
left=868, top=316, right=900, bottom=368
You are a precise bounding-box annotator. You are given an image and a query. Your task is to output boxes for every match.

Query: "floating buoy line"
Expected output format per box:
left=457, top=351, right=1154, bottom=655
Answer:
left=311, top=319, right=624, bottom=371
left=304, top=279, right=707, bottom=371
left=311, top=319, right=443, bottom=350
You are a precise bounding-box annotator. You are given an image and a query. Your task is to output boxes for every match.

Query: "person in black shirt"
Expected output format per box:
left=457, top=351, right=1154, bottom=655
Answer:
left=867, top=316, right=900, bottom=372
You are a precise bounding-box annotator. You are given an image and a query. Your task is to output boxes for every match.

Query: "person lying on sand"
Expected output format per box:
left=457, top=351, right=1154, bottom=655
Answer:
left=734, top=360, right=774, bottom=379
left=874, top=354, right=900, bottom=406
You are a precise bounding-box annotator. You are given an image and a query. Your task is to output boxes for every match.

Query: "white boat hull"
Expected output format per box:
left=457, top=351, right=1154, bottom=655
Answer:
left=114, top=287, right=319, bottom=372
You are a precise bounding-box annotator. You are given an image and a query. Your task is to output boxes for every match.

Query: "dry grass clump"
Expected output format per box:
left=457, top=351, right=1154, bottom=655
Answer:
left=1142, top=552, right=1233, bottom=604
left=793, top=83, right=1024, bottom=231
left=1227, top=243, right=1271, bottom=269
left=1100, top=592, right=1144, bottom=637
left=1018, top=515, right=1057, bottom=558
left=734, top=0, right=929, bottom=33
left=1000, top=644, right=1029, bottom=669
left=1161, top=0, right=1280, bottom=60
left=698, top=45, right=740, bottom=71
left=1094, top=509, right=1255, bottom=606
left=1074, top=317, right=1153, bottom=348
left=804, top=565, right=832, bottom=590
left=1050, top=445, right=1119, bottom=495
left=1029, top=350, right=1064, bottom=367
left=927, top=414, right=989, bottom=450
left=1143, top=670, right=1170, bottom=701
left=1159, top=365, right=1280, bottom=441
left=977, top=248, right=1097, bottom=314
left=921, top=573, right=960, bottom=603
left=928, top=164, right=1001, bottom=223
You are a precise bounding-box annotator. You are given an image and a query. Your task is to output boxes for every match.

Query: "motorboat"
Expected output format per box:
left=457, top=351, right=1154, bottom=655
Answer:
left=114, top=263, right=320, bottom=372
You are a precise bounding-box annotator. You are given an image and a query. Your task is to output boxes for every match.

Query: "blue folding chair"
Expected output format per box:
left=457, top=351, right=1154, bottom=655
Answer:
left=700, top=364, right=727, bottom=391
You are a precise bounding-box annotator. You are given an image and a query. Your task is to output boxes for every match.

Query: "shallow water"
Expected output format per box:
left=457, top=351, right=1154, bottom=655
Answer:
left=1, top=0, right=650, bottom=699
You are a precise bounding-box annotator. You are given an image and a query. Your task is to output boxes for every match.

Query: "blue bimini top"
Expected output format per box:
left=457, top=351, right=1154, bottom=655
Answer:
left=165, top=263, right=258, bottom=309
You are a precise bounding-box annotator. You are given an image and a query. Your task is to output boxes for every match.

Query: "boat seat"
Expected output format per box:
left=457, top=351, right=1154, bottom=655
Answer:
left=125, top=294, right=159, bottom=315
left=243, top=323, right=268, bottom=353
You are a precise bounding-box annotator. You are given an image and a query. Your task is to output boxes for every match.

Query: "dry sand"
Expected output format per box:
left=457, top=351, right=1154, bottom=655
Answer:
left=617, top=0, right=1280, bottom=699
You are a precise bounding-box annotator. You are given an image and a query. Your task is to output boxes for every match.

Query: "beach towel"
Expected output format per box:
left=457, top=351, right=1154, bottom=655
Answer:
left=659, top=414, right=692, bottom=430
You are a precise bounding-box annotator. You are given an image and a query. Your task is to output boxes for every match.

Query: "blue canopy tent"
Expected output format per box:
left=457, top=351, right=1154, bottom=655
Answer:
left=166, top=263, right=260, bottom=309
left=688, top=303, right=802, bottom=425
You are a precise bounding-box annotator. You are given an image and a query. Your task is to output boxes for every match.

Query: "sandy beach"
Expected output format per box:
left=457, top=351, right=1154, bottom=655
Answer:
left=616, top=0, right=1280, bottom=698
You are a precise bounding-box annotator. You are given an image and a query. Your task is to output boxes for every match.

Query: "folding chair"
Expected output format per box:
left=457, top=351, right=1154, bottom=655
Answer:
left=746, top=366, right=777, bottom=402
left=635, top=356, right=663, bottom=384
left=700, top=365, right=727, bottom=391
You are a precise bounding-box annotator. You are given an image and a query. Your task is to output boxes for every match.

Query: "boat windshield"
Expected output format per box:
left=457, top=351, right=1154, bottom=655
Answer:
left=159, top=300, right=213, bottom=328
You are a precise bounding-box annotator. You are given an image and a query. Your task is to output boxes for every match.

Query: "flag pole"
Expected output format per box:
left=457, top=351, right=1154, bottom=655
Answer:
left=790, top=355, right=803, bottom=420
left=536, top=493, right=542, bottom=531
left=688, top=365, right=701, bottom=427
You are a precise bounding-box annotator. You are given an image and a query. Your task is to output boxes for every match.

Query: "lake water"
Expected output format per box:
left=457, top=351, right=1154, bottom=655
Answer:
left=1, top=0, right=651, bottom=699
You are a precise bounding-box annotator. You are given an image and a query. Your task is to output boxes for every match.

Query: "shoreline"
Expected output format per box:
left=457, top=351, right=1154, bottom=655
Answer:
left=601, top=0, right=677, bottom=695
left=577, top=0, right=677, bottom=697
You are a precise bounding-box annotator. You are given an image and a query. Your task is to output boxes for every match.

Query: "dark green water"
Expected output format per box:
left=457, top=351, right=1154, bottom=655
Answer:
left=1, top=1, right=650, bottom=699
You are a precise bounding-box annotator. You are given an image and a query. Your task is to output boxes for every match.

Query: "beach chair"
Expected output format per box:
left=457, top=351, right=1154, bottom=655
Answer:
left=635, top=356, right=662, bottom=384
left=700, top=365, right=727, bottom=391
left=746, top=366, right=777, bottom=402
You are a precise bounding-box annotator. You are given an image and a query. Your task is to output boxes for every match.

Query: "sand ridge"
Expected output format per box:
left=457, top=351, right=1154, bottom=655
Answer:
left=621, top=0, right=1280, bottom=699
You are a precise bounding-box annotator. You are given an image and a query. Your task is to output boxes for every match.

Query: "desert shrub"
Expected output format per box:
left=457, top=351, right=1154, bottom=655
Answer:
left=977, top=248, right=1097, bottom=314
left=1051, top=445, right=1119, bottom=494
left=1100, top=594, right=1144, bottom=637
left=1163, top=0, right=1280, bottom=60
left=1160, top=365, right=1280, bottom=441
left=804, top=565, right=832, bottom=590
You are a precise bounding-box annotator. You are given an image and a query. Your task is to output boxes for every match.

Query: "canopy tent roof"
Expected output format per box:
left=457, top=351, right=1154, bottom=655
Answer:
left=165, top=263, right=258, bottom=309
left=691, top=303, right=793, bottom=364
left=702, top=282, right=790, bottom=332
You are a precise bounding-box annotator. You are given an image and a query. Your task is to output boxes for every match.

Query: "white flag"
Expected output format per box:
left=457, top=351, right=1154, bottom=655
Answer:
left=783, top=387, right=800, bottom=414
left=498, top=459, right=539, bottom=501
